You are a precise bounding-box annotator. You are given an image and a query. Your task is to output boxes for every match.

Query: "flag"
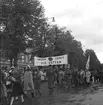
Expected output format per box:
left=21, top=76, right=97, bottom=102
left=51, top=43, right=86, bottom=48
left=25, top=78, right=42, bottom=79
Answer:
left=86, top=55, right=90, bottom=70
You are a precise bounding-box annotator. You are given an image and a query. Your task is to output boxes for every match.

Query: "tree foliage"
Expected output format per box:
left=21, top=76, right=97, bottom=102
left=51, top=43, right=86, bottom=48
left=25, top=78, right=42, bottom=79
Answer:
left=30, top=24, right=100, bottom=70
left=0, top=0, right=45, bottom=66
left=0, top=0, right=101, bottom=70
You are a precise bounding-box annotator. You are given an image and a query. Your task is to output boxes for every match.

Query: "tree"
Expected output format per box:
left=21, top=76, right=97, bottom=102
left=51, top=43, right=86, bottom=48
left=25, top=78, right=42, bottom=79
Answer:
left=100, top=63, right=103, bottom=70
left=0, top=0, right=45, bottom=67
left=42, top=25, right=85, bottom=69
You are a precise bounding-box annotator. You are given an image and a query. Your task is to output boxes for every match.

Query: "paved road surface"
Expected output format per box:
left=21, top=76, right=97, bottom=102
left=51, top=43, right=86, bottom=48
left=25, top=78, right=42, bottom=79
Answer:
left=10, top=82, right=103, bottom=105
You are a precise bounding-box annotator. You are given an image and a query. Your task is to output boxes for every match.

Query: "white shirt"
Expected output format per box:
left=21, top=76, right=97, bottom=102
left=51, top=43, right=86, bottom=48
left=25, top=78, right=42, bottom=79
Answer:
left=39, top=71, right=44, bottom=80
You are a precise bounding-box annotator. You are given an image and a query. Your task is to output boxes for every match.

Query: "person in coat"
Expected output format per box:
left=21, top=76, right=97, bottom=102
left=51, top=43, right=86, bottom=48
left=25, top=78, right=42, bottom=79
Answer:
left=33, top=68, right=42, bottom=96
left=23, top=66, right=35, bottom=98
left=65, top=68, right=72, bottom=90
left=72, top=68, right=79, bottom=87
left=46, top=65, right=55, bottom=95
left=10, top=68, right=24, bottom=105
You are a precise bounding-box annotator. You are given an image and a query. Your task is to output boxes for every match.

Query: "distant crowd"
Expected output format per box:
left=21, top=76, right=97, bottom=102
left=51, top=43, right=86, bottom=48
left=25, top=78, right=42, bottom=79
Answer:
left=0, top=65, right=103, bottom=105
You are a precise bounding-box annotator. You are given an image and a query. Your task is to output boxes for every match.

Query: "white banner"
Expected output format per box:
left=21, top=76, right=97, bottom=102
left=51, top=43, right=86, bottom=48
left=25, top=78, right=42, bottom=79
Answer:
left=34, top=54, right=68, bottom=66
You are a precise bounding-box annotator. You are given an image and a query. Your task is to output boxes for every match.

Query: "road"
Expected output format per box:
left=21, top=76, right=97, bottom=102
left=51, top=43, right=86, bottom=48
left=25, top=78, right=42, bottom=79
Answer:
left=10, top=82, right=103, bottom=105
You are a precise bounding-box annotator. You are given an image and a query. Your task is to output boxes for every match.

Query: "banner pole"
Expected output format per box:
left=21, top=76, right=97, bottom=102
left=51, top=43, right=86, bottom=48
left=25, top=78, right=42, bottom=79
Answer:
left=34, top=57, right=35, bottom=66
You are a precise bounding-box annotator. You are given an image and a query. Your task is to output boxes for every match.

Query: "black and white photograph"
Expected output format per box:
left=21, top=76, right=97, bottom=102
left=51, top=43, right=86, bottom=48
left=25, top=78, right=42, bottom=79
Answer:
left=0, top=0, right=103, bottom=105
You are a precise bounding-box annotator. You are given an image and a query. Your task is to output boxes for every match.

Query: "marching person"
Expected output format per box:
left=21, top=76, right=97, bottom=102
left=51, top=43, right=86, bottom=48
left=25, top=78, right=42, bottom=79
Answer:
left=33, top=68, right=42, bottom=96
left=65, top=68, right=72, bottom=90
left=85, top=69, right=91, bottom=85
left=79, top=69, right=85, bottom=86
left=0, top=69, right=8, bottom=105
left=43, top=70, right=47, bottom=81
left=53, top=66, right=59, bottom=85
left=46, top=65, right=55, bottom=95
left=39, top=67, right=45, bottom=82
left=23, top=65, right=35, bottom=98
left=72, top=67, right=79, bottom=87
left=9, top=68, right=24, bottom=105
left=58, top=68, right=65, bottom=88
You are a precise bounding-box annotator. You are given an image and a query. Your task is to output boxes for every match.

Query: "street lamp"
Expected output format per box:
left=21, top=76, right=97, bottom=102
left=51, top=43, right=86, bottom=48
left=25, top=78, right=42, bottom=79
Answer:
left=52, top=17, right=55, bottom=22
left=47, top=17, right=55, bottom=22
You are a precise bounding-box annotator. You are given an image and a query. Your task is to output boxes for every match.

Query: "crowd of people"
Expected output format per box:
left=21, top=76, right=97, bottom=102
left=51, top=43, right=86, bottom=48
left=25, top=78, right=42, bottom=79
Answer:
left=0, top=65, right=103, bottom=105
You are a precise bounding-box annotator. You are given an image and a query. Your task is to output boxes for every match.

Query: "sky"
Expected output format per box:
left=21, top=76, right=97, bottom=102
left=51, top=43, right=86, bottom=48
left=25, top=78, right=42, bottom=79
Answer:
left=40, top=0, right=103, bottom=63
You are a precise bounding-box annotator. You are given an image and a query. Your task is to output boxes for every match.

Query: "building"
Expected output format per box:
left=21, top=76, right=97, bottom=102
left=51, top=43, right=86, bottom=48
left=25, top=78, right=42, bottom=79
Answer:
left=0, top=49, right=34, bottom=68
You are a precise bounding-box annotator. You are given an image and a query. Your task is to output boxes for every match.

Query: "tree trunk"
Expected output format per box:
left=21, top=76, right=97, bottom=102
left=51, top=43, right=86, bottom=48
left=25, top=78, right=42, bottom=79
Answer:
left=10, top=58, right=13, bottom=67
left=13, top=48, right=19, bottom=67
left=14, top=56, right=18, bottom=67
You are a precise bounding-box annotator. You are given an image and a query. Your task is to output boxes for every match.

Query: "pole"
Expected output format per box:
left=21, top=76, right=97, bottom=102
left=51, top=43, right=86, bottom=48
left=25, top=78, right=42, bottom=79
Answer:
left=53, top=25, right=58, bottom=56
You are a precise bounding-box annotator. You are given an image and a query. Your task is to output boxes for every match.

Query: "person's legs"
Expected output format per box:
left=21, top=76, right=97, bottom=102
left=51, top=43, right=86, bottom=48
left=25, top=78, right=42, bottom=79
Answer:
left=31, top=91, right=34, bottom=98
left=37, top=88, right=41, bottom=96
left=10, top=97, right=14, bottom=105
left=21, top=95, right=24, bottom=103
left=31, top=89, right=35, bottom=98
left=49, top=88, right=53, bottom=95
left=30, top=82, right=35, bottom=98
left=15, top=97, right=18, bottom=100
left=24, top=91, right=28, bottom=98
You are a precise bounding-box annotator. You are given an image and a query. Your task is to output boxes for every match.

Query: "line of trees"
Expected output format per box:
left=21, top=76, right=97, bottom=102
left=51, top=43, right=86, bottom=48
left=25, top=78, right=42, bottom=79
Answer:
left=0, top=0, right=101, bottom=71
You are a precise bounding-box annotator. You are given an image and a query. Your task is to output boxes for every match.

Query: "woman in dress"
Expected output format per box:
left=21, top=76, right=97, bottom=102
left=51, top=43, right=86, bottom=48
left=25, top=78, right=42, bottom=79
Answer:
left=23, top=66, right=35, bottom=98
left=10, top=69, right=24, bottom=105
